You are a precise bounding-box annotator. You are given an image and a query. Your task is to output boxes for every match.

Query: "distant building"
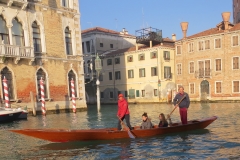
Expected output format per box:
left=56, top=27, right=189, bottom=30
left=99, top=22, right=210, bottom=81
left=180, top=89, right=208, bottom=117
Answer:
left=99, top=27, right=176, bottom=103
left=0, top=0, right=86, bottom=111
left=233, top=0, right=240, bottom=24
left=175, top=12, right=240, bottom=101
left=81, top=27, right=136, bottom=103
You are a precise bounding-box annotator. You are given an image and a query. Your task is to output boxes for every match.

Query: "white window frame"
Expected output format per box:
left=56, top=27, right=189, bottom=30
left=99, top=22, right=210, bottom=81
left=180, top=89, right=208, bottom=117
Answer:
left=189, top=61, right=194, bottom=74
left=198, top=40, right=204, bottom=51
left=177, top=63, right=182, bottom=75
left=231, top=35, right=239, bottom=47
left=232, top=56, right=240, bottom=70
left=215, top=58, right=222, bottom=72
left=204, top=39, right=210, bottom=50
left=189, top=83, right=195, bottom=94
left=232, top=80, right=240, bottom=93
left=214, top=38, right=222, bottom=49
left=215, top=81, right=222, bottom=94
left=188, top=42, right=194, bottom=53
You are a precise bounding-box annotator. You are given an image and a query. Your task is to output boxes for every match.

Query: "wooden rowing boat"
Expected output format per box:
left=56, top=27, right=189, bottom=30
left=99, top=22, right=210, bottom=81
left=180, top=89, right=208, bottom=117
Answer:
left=9, top=116, right=217, bottom=142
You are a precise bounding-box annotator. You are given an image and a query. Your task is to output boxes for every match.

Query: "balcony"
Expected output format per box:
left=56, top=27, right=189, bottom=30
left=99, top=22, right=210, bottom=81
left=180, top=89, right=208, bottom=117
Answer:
left=195, top=69, right=211, bottom=78
left=135, top=27, right=162, bottom=45
left=0, top=44, right=34, bottom=65
left=0, top=0, right=28, bottom=10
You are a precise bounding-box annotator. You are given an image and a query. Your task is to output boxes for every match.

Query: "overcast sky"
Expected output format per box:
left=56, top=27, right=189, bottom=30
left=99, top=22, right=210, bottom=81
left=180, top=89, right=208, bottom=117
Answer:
left=80, top=0, right=233, bottom=40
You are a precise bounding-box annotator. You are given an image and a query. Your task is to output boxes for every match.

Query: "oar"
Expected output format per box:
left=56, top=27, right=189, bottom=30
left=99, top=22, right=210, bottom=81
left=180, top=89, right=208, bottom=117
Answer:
left=117, top=116, right=136, bottom=139
left=169, top=94, right=186, bottom=116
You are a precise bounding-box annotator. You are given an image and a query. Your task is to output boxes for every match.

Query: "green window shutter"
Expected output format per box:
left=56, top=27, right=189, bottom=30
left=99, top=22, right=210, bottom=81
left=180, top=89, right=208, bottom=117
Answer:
left=136, top=90, right=139, bottom=97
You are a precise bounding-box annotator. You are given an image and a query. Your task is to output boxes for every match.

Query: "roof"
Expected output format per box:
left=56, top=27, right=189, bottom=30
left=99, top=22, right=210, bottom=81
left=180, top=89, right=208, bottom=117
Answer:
left=81, top=27, right=135, bottom=37
left=179, top=22, right=240, bottom=40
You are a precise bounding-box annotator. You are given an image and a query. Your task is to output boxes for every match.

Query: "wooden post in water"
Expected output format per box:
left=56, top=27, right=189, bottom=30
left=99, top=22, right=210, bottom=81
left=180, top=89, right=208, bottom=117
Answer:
left=30, top=91, right=36, bottom=116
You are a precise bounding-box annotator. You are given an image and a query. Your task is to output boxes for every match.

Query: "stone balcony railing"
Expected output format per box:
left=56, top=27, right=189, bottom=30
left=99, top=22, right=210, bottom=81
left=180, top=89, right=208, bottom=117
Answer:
left=0, top=44, right=34, bottom=65
left=0, top=0, right=28, bottom=10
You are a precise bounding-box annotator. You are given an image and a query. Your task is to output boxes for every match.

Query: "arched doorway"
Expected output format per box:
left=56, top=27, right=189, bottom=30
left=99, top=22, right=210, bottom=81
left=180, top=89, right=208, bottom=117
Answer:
left=200, top=80, right=209, bottom=100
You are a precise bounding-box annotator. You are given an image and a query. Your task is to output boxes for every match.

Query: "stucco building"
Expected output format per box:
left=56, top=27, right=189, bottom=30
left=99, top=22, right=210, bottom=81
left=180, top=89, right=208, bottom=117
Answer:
left=0, top=0, right=86, bottom=112
left=175, top=12, right=240, bottom=101
left=99, top=28, right=176, bottom=103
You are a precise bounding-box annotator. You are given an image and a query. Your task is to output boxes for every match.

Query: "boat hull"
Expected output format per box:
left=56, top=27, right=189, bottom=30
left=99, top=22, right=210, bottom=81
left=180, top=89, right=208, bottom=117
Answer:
left=0, top=110, right=23, bottom=122
left=9, top=116, right=217, bottom=142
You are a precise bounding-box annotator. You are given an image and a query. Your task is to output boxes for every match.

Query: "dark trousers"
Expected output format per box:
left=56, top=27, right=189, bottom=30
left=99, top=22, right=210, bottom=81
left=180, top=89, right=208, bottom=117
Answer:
left=118, top=114, right=132, bottom=130
left=179, top=108, right=188, bottom=124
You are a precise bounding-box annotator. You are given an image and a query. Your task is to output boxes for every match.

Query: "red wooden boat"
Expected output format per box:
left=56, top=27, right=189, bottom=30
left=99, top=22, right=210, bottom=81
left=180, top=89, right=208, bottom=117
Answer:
left=9, top=116, right=217, bottom=143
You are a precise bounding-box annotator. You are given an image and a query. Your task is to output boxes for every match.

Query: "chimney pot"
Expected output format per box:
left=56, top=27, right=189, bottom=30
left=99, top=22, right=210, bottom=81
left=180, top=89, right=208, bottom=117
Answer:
left=180, top=22, right=188, bottom=38
left=222, top=12, right=231, bottom=30
left=172, top=34, right=176, bottom=41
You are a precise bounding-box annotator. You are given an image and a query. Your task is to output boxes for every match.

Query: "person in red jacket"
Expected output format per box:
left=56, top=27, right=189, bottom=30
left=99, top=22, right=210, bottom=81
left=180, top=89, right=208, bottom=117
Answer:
left=117, top=94, right=132, bottom=130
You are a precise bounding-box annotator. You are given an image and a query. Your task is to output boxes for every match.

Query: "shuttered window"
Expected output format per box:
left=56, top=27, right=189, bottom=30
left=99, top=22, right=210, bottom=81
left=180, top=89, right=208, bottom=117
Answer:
left=215, top=38, right=221, bottom=48
left=216, top=59, right=221, bottom=71
left=232, top=35, right=239, bottom=46
left=189, top=62, right=194, bottom=73
left=216, top=82, right=221, bottom=93
left=190, top=83, right=194, bottom=94
left=177, top=64, right=182, bottom=75
left=205, top=40, right=210, bottom=49
left=233, top=81, right=239, bottom=92
left=233, top=57, right=239, bottom=69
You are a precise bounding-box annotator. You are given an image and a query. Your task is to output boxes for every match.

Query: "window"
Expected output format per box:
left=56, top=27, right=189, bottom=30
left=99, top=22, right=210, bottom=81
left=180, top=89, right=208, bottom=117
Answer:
left=176, top=46, right=181, bottom=54
left=99, top=73, right=103, bottom=81
left=36, top=68, right=48, bottom=99
left=65, top=27, right=72, bottom=55
left=142, top=90, right=145, bottom=97
left=215, top=38, right=221, bottom=48
left=109, top=72, right=112, bottom=80
left=177, top=64, right=182, bottom=75
left=68, top=70, right=77, bottom=97
left=32, top=21, right=42, bottom=52
left=128, top=70, right=134, bottom=78
left=125, top=91, right=128, bottom=97
left=164, top=66, right=171, bottom=79
left=100, top=43, right=103, bottom=47
left=109, top=91, right=113, bottom=98
left=198, top=41, right=204, bottom=51
left=189, top=62, right=194, bottom=74
left=151, top=67, right=157, bottom=76
left=12, top=18, right=24, bottom=46
left=154, top=89, right=158, bottom=96
left=233, top=57, right=239, bottom=69
left=205, top=40, right=210, bottom=49
left=107, top=59, right=112, bottom=65
left=189, top=83, right=194, bottom=94
left=139, top=68, right=145, bottom=77
left=127, top=56, right=133, bottom=62
left=87, top=60, right=91, bottom=73
left=215, top=59, right=221, bottom=71
left=136, top=90, right=140, bottom=97
left=233, top=81, right=239, bottom=92
left=164, top=51, right=170, bottom=60
left=1, top=67, right=14, bottom=100
left=0, top=16, right=9, bottom=44
left=110, top=44, right=113, bottom=48
left=100, top=92, right=104, bottom=98
left=115, top=71, right=121, bottom=80
left=115, top=57, right=120, bottom=64
left=62, top=0, right=69, bottom=7
left=82, top=42, right=85, bottom=53
left=139, top=54, right=145, bottom=60
left=86, top=41, right=90, bottom=53
left=232, top=35, right=239, bottom=46
left=198, top=60, right=211, bottom=78
left=215, top=82, right=222, bottom=93
left=151, top=51, right=157, bottom=59
left=188, top=42, right=194, bottom=52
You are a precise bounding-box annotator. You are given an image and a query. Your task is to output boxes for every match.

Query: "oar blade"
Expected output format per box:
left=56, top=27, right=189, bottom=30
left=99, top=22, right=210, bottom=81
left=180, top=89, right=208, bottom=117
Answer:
left=127, top=130, right=135, bottom=139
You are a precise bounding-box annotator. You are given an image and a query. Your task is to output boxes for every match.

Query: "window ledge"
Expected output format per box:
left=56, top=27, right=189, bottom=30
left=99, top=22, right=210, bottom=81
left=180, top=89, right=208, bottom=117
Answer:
left=38, top=98, right=53, bottom=102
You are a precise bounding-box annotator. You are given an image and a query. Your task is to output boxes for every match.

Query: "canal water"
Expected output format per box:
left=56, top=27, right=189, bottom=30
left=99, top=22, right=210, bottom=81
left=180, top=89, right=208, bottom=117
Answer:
left=0, top=103, right=240, bottom=159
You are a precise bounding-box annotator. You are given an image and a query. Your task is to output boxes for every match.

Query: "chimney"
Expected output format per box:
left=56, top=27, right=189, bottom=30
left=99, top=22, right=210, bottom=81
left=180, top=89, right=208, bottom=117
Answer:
left=222, top=12, right=231, bottom=30
left=180, top=22, right=188, bottom=38
left=172, top=34, right=176, bottom=41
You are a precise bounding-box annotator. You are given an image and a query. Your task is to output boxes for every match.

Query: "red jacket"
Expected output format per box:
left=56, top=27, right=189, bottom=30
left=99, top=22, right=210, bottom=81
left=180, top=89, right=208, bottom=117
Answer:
left=117, top=98, right=130, bottom=118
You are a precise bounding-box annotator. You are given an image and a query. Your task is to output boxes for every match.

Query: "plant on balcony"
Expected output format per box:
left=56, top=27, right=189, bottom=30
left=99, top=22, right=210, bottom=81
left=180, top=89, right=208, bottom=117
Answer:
left=0, top=56, right=6, bottom=63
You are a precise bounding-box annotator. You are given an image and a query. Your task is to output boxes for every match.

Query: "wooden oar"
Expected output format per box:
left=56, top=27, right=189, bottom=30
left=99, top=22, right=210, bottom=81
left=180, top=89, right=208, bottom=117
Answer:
left=169, top=94, right=186, bottom=116
left=117, top=116, right=136, bottom=139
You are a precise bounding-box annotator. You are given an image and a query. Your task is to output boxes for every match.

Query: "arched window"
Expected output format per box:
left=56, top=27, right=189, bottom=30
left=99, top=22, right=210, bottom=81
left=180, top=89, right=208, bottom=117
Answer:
left=68, top=70, right=77, bottom=97
left=12, top=18, right=24, bottom=46
left=36, top=69, right=48, bottom=99
left=0, top=16, right=9, bottom=44
left=1, top=67, right=14, bottom=100
left=65, top=27, right=72, bottom=55
left=32, top=21, right=41, bottom=52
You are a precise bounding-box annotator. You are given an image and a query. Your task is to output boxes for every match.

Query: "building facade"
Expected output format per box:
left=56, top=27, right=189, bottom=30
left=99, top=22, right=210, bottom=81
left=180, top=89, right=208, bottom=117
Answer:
left=233, top=0, right=240, bottom=24
left=81, top=27, right=136, bottom=103
left=99, top=37, right=176, bottom=103
left=0, top=0, right=86, bottom=112
left=175, top=12, right=240, bottom=101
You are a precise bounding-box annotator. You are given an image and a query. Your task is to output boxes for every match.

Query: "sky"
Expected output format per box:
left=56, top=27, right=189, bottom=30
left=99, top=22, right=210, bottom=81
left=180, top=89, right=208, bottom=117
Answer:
left=80, top=0, right=233, bottom=40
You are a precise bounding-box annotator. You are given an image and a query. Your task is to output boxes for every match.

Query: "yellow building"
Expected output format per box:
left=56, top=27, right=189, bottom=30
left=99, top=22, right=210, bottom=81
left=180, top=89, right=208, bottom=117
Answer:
left=99, top=30, right=176, bottom=103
